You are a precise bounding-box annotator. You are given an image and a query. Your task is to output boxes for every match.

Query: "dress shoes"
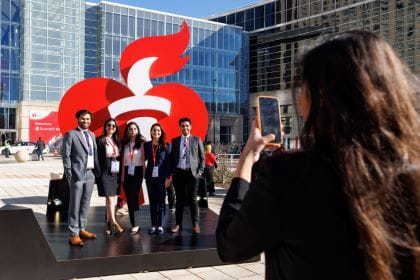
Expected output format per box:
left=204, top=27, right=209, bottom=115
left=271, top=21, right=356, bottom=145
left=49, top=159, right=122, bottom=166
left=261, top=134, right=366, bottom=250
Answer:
left=80, top=230, right=97, bottom=239
left=192, top=224, right=201, bottom=234
left=170, top=225, right=182, bottom=233
left=157, top=226, right=164, bottom=234
left=69, top=235, right=84, bottom=246
left=130, top=226, right=140, bottom=235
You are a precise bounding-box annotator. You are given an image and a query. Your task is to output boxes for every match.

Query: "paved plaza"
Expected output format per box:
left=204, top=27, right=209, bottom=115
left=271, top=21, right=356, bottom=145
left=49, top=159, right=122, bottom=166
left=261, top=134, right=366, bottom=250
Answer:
left=0, top=155, right=264, bottom=280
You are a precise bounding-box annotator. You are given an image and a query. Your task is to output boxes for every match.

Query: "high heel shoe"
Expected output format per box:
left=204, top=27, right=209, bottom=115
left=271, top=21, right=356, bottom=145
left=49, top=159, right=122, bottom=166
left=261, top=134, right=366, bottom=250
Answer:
left=105, top=222, right=112, bottom=235
left=113, top=223, right=124, bottom=234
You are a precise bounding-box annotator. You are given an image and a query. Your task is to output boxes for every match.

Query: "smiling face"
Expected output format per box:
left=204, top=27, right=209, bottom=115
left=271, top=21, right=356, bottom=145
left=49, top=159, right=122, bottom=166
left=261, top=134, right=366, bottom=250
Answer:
left=179, top=121, right=191, bottom=136
left=78, top=113, right=92, bottom=130
left=150, top=125, right=162, bottom=141
left=106, top=120, right=117, bottom=136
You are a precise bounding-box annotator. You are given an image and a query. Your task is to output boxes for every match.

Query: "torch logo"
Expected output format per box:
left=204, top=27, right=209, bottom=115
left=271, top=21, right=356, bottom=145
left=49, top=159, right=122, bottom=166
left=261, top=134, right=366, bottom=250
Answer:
left=58, top=22, right=209, bottom=141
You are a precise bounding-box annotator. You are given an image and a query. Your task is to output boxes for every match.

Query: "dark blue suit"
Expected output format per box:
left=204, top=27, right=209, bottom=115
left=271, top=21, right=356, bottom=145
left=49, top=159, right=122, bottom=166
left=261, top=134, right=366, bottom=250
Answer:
left=144, top=141, right=172, bottom=227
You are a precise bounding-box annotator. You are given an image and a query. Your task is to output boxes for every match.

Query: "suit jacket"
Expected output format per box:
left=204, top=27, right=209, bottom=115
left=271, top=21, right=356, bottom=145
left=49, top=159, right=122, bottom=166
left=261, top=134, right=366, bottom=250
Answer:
left=170, top=135, right=204, bottom=178
left=96, top=136, right=121, bottom=176
left=62, top=128, right=100, bottom=182
left=144, top=141, right=172, bottom=181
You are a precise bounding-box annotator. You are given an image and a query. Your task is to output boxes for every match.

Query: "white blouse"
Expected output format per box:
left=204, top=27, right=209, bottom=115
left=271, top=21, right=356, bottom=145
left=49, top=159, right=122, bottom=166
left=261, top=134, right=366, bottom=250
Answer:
left=123, top=142, right=143, bottom=166
left=105, top=137, right=119, bottom=158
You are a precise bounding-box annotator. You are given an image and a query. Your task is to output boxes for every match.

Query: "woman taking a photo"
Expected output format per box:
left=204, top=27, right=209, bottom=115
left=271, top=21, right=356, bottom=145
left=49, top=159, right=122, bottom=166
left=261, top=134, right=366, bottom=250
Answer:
left=96, top=118, right=124, bottom=234
left=217, top=31, right=419, bottom=280
left=121, top=122, right=145, bottom=234
left=144, top=123, right=172, bottom=234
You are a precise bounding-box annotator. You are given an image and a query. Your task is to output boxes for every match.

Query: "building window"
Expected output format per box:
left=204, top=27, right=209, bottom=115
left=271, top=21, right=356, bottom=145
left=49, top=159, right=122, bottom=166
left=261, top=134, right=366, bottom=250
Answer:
left=220, top=126, right=232, bottom=144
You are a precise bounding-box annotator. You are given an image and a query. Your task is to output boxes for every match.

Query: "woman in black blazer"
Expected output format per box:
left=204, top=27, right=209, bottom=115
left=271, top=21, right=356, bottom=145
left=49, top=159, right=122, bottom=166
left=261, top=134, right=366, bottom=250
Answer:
left=217, top=31, right=419, bottom=280
left=144, top=123, right=172, bottom=234
left=96, top=118, right=124, bottom=234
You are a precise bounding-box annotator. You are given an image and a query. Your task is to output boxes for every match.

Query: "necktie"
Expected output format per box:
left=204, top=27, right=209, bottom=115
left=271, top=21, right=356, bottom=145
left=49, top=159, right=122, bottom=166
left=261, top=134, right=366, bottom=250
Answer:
left=184, top=137, right=190, bottom=165
left=83, top=131, right=93, bottom=155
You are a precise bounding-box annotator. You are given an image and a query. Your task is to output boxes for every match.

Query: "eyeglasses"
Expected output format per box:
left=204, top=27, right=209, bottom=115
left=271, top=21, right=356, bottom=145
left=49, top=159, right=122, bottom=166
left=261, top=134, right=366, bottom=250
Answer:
left=106, top=124, right=116, bottom=128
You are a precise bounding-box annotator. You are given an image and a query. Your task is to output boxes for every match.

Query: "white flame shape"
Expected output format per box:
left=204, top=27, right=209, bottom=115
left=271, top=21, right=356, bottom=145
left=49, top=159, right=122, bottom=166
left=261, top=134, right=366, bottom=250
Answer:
left=107, top=57, right=172, bottom=140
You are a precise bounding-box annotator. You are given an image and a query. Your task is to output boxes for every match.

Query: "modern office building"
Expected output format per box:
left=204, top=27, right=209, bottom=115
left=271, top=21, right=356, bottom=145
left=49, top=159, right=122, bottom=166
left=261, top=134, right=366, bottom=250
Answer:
left=210, top=0, right=419, bottom=149
left=0, top=0, right=248, bottom=145
left=0, top=0, right=20, bottom=144
left=89, top=1, right=248, bottom=144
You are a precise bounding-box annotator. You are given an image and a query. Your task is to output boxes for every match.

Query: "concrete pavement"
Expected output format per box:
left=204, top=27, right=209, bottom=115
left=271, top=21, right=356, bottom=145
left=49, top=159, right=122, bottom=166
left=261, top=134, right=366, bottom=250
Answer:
left=0, top=155, right=265, bottom=280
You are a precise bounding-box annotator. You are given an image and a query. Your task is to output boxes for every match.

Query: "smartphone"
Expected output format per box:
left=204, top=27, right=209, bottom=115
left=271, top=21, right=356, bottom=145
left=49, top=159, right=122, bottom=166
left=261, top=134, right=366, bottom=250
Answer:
left=256, top=96, right=282, bottom=146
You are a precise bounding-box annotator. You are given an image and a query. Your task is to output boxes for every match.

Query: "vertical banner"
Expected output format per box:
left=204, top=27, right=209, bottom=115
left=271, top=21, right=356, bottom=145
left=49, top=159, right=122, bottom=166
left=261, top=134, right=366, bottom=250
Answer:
left=29, top=111, right=62, bottom=147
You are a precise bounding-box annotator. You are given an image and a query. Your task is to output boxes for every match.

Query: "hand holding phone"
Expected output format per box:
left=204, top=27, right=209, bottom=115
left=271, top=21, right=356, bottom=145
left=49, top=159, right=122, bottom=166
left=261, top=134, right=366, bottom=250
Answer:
left=256, top=96, right=282, bottom=147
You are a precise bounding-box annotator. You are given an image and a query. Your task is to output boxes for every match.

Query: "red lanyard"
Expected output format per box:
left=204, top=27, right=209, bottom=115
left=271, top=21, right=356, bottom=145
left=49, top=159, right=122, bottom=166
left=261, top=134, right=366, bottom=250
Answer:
left=152, top=144, right=159, bottom=166
left=106, top=138, right=117, bottom=157
left=128, top=143, right=135, bottom=163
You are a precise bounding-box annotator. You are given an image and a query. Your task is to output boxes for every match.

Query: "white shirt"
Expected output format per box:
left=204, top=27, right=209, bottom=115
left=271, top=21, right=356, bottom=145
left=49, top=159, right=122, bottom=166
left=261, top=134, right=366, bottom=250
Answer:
left=105, top=137, right=119, bottom=158
left=124, top=142, right=142, bottom=166
left=178, top=135, right=191, bottom=169
left=79, top=127, right=94, bottom=169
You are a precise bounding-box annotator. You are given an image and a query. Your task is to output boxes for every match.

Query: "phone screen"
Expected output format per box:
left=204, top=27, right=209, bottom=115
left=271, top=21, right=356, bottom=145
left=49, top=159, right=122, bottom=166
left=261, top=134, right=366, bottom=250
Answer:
left=258, top=97, right=281, bottom=143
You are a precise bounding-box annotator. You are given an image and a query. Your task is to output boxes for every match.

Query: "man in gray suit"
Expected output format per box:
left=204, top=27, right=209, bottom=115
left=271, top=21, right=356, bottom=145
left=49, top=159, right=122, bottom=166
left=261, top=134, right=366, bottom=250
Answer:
left=62, top=109, right=100, bottom=246
left=170, top=117, right=205, bottom=234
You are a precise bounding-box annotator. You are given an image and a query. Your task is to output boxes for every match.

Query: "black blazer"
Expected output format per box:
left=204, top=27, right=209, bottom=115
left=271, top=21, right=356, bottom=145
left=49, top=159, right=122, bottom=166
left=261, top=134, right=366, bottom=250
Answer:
left=95, top=136, right=121, bottom=176
left=217, top=152, right=367, bottom=280
left=170, top=135, right=205, bottom=178
left=144, top=141, right=172, bottom=181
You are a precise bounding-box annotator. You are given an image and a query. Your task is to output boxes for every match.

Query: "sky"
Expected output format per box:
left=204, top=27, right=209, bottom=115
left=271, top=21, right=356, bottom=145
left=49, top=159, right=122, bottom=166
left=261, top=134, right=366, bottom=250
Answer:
left=92, top=0, right=262, bottom=18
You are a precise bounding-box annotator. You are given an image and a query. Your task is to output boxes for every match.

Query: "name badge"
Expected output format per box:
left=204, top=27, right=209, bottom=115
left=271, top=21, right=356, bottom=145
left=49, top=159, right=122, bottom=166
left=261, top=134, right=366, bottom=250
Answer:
left=128, top=165, right=135, bottom=176
left=87, top=156, right=94, bottom=169
left=152, top=166, right=159, bottom=177
left=111, top=160, right=120, bottom=174
left=179, top=158, right=186, bottom=169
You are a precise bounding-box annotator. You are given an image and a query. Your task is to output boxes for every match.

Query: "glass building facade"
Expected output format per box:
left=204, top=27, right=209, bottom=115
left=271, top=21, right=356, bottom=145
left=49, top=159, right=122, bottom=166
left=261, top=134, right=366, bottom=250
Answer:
left=90, top=2, right=249, bottom=143
left=210, top=0, right=419, bottom=149
left=0, top=0, right=19, bottom=144
left=20, top=0, right=85, bottom=102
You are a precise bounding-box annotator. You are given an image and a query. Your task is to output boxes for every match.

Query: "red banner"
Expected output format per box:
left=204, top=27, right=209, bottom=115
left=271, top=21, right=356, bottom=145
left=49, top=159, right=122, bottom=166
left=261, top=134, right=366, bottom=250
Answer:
left=29, top=111, right=61, bottom=145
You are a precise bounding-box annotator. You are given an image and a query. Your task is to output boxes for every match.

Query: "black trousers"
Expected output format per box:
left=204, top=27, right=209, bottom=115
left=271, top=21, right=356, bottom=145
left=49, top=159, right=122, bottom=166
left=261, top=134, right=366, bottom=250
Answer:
left=173, top=168, right=199, bottom=226
left=123, top=166, right=143, bottom=226
left=203, top=166, right=215, bottom=193
left=146, top=177, right=166, bottom=227
left=166, top=183, right=176, bottom=209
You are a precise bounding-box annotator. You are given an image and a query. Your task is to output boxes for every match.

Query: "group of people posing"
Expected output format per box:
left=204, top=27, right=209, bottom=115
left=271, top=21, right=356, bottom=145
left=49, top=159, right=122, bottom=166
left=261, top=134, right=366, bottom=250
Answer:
left=63, top=112, right=216, bottom=246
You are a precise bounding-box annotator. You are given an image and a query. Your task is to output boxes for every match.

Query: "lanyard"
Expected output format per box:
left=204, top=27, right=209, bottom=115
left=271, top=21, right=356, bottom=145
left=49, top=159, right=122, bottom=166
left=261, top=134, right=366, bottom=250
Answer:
left=128, top=143, right=135, bottom=164
left=152, top=144, right=159, bottom=166
left=106, top=137, right=118, bottom=157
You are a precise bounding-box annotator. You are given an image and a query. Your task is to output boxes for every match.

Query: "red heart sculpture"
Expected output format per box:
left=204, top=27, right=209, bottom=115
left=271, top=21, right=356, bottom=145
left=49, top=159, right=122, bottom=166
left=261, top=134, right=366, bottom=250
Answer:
left=58, top=22, right=208, bottom=142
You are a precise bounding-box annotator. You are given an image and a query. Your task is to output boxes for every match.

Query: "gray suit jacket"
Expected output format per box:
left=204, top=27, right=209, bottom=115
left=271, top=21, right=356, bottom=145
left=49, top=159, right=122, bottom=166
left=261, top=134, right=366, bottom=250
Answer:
left=62, top=128, right=100, bottom=182
left=171, top=135, right=205, bottom=178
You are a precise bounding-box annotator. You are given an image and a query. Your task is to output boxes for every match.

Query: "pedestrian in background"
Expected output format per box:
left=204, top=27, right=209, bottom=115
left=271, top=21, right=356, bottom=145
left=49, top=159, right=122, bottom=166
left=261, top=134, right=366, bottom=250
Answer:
left=203, top=143, right=217, bottom=196
left=35, top=137, right=46, bottom=161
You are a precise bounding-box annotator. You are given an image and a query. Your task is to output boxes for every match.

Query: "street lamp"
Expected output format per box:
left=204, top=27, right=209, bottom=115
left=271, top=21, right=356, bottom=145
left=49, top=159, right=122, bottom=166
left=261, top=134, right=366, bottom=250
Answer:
left=212, top=78, right=216, bottom=145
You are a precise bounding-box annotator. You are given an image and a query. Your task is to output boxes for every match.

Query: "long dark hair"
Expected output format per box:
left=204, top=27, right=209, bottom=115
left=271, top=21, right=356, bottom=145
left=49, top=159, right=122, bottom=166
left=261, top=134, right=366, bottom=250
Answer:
left=123, top=122, right=145, bottom=150
left=150, top=123, right=168, bottom=150
left=98, top=118, right=120, bottom=147
left=295, top=31, right=419, bottom=280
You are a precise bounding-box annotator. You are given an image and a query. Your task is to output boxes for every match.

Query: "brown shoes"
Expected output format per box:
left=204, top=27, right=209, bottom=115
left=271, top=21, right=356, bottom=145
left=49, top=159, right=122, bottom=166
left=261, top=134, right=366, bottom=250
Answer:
left=80, top=230, right=97, bottom=239
left=192, top=225, right=200, bottom=234
left=69, top=235, right=83, bottom=246
left=170, top=225, right=182, bottom=233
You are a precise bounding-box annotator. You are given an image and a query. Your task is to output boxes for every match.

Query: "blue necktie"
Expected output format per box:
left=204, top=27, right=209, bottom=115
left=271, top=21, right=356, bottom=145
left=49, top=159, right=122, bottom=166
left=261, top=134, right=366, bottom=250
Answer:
left=184, top=137, right=190, bottom=166
left=83, top=131, right=93, bottom=155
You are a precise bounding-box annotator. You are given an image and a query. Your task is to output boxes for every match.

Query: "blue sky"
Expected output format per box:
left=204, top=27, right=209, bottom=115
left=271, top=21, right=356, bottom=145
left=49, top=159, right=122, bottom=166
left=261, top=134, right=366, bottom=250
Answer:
left=93, top=0, right=261, bottom=18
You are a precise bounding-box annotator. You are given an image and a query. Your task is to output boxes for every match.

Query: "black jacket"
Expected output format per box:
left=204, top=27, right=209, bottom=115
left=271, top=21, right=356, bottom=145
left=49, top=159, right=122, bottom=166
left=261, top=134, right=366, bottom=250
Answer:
left=217, top=152, right=367, bottom=280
